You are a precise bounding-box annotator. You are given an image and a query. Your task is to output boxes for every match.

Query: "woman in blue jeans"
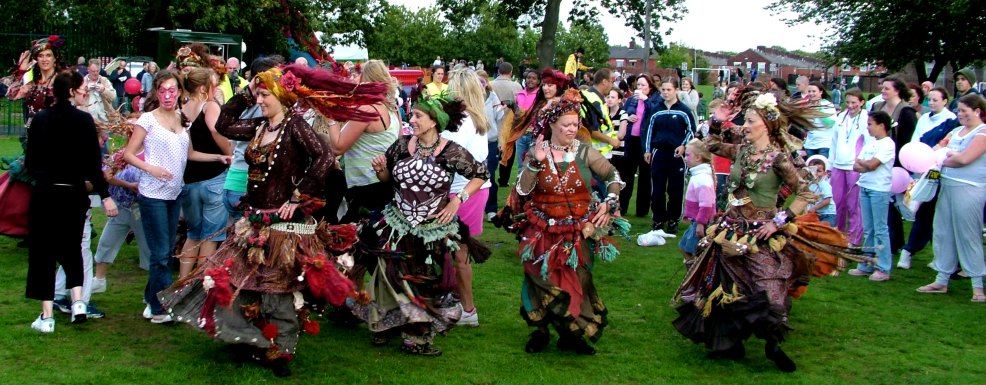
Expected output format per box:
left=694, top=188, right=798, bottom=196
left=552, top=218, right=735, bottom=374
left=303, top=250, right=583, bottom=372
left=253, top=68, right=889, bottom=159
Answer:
left=848, top=111, right=896, bottom=281
left=123, top=70, right=230, bottom=324
left=177, top=68, right=232, bottom=278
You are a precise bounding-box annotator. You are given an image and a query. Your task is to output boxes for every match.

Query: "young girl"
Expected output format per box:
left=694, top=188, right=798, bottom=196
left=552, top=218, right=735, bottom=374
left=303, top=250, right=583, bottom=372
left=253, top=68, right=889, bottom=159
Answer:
left=848, top=111, right=896, bottom=282
left=679, top=139, right=715, bottom=262
left=606, top=89, right=630, bottom=214
left=805, top=156, right=837, bottom=227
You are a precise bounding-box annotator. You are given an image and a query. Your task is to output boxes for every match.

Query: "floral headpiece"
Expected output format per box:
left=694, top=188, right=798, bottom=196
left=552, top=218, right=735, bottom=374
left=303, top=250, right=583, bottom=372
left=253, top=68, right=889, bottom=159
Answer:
left=753, top=92, right=780, bottom=121
left=415, top=93, right=451, bottom=131
left=256, top=67, right=299, bottom=106
left=31, top=35, right=65, bottom=58
left=531, top=88, right=583, bottom=138
left=175, top=46, right=205, bottom=70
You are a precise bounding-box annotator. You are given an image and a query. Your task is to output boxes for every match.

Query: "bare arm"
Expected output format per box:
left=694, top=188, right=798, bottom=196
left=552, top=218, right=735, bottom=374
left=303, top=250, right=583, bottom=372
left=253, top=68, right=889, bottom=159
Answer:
left=202, top=101, right=232, bottom=155
left=944, top=134, right=986, bottom=168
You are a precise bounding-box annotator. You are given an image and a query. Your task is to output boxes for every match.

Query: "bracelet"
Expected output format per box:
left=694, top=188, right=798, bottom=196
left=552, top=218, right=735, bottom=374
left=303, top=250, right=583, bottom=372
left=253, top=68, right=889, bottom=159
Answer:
left=457, top=190, right=470, bottom=203
left=526, top=158, right=543, bottom=172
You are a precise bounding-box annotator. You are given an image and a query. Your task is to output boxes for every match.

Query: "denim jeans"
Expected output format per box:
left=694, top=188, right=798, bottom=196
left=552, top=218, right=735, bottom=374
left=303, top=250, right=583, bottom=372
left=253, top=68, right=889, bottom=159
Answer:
left=514, top=133, right=533, bottom=172
left=179, top=171, right=228, bottom=241
left=224, top=189, right=246, bottom=225
left=486, top=141, right=500, bottom=214
left=138, top=195, right=181, bottom=315
left=857, top=187, right=892, bottom=273
left=804, top=148, right=829, bottom=159
left=94, top=204, right=150, bottom=270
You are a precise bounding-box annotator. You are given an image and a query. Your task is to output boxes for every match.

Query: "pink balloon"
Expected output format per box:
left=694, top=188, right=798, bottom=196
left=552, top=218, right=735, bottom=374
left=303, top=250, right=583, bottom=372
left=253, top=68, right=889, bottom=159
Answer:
left=899, top=142, right=936, bottom=174
left=891, top=167, right=912, bottom=194
left=124, top=78, right=142, bottom=95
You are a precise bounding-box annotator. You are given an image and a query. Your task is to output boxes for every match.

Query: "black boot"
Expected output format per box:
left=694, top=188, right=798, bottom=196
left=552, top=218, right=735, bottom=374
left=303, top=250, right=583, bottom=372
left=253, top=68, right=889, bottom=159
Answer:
left=765, top=341, right=796, bottom=372
left=269, top=357, right=292, bottom=377
left=400, top=342, right=443, bottom=356
left=706, top=343, right=745, bottom=360
left=525, top=329, right=550, bottom=353
left=557, top=335, right=596, bottom=355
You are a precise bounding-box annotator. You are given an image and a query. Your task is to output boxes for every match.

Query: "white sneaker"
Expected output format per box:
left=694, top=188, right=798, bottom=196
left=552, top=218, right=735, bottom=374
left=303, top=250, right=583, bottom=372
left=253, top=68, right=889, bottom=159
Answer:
left=150, top=314, right=174, bottom=324
left=486, top=212, right=496, bottom=222
left=897, top=250, right=912, bottom=269
left=31, top=314, right=54, bottom=333
left=71, top=300, right=88, bottom=324
left=92, top=278, right=107, bottom=293
left=457, top=308, right=479, bottom=327
left=142, top=305, right=152, bottom=320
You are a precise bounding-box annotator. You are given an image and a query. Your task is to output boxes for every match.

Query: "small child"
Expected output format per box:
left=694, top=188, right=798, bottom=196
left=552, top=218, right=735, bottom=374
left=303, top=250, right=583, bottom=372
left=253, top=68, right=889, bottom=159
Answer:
left=805, top=155, right=837, bottom=227
left=679, top=139, right=716, bottom=261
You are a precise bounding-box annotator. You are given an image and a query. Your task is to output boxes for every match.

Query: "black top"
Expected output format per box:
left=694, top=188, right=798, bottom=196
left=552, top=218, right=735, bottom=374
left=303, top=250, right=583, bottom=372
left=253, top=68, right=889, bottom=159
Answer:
left=25, top=102, right=110, bottom=199
left=184, top=108, right=228, bottom=183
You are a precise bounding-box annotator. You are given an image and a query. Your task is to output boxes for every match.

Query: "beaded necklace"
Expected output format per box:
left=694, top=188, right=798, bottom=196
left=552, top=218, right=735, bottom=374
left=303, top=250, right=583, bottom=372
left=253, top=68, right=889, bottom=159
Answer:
left=738, top=142, right=778, bottom=188
left=246, top=116, right=290, bottom=189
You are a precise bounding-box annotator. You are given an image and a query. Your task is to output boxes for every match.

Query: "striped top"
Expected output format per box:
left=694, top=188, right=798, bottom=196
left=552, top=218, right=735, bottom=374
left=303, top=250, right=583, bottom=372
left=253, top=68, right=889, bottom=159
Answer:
left=344, top=110, right=400, bottom=187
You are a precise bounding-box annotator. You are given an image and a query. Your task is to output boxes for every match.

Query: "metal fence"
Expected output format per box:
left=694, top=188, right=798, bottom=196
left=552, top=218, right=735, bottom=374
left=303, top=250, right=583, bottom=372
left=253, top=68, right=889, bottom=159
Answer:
left=1, top=99, right=26, bottom=136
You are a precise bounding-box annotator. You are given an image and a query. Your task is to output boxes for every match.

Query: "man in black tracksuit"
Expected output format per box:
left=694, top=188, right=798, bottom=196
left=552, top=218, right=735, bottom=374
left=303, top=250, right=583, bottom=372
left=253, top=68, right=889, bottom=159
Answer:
left=643, top=78, right=696, bottom=233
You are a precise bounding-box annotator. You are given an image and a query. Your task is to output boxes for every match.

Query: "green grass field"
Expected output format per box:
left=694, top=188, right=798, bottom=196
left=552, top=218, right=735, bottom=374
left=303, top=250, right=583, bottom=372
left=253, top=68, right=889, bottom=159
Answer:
left=1, top=135, right=984, bottom=384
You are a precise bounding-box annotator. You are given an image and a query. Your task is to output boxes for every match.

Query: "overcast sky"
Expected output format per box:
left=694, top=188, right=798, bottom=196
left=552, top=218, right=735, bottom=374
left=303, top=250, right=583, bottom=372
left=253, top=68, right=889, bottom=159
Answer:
left=388, top=0, right=828, bottom=53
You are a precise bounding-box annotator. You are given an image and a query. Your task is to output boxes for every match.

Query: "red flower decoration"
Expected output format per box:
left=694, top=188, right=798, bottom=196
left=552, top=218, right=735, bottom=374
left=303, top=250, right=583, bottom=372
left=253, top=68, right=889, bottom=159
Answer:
left=280, top=71, right=301, bottom=92
left=262, top=323, right=279, bottom=340
left=303, top=319, right=320, bottom=335
left=48, top=35, right=58, bottom=43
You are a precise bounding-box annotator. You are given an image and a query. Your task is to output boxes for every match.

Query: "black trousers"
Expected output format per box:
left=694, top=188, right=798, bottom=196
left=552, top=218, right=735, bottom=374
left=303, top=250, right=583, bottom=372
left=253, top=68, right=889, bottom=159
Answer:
left=617, top=135, right=651, bottom=217
left=25, top=184, right=90, bottom=301
left=903, top=191, right=937, bottom=254
left=649, top=148, right=686, bottom=225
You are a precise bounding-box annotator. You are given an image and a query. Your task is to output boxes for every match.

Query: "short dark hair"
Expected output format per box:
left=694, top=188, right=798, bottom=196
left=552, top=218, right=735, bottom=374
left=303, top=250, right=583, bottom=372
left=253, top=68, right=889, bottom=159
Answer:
left=959, top=94, right=986, bottom=120
left=576, top=47, right=585, bottom=54
left=928, top=86, right=950, bottom=101
left=663, top=77, right=679, bottom=89
left=498, top=62, right=513, bottom=75
left=431, top=64, right=444, bottom=73
left=869, top=110, right=893, bottom=133
left=251, top=55, right=284, bottom=76
left=845, top=87, right=864, bottom=102
left=882, top=76, right=912, bottom=101
left=52, top=70, right=83, bottom=103
left=593, top=68, right=611, bottom=85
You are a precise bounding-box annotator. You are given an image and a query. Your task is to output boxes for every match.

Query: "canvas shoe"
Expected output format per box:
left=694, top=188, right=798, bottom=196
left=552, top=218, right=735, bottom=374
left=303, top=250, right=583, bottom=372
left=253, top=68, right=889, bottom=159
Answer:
left=869, top=270, right=891, bottom=282
left=897, top=250, right=912, bottom=269
left=142, top=305, right=153, bottom=320
left=847, top=268, right=871, bottom=277
left=92, top=278, right=107, bottom=293
left=150, top=314, right=174, bottom=324
left=86, top=303, right=105, bottom=319
left=31, top=314, right=54, bottom=333
left=53, top=297, right=72, bottom=314
left=71, top=300, right=88, bottom=324
left=457, top=308, right=479, bottom=327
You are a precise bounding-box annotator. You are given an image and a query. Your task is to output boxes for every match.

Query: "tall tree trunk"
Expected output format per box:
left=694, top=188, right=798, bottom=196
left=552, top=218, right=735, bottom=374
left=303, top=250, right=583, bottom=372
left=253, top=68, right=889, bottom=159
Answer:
left=536, top=0, right=562, bottom=70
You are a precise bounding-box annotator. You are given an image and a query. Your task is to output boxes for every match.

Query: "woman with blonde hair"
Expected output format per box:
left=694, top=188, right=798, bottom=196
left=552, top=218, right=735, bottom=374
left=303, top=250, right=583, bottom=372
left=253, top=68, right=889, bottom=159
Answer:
left=323, top=59, right=400, bottom=223
left=440, top=67, right=493, bottom=326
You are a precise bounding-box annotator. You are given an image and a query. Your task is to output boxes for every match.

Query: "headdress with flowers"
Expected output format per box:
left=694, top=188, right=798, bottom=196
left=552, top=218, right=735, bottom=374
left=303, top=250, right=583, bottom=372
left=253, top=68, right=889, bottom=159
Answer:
left=31, top=35, right=65, bottom=59
left=256, top=64, right=389, bottom=122
left=175, top=46, right=205, bottom=70
left=530, top=88, right=583, bottom=138
left=752, top=92, right=781, bottom=122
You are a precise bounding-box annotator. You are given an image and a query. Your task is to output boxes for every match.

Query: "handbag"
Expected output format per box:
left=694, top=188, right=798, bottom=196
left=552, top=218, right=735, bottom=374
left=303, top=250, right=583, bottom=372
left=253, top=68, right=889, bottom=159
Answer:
left=903, top=168, right=941, bottom=214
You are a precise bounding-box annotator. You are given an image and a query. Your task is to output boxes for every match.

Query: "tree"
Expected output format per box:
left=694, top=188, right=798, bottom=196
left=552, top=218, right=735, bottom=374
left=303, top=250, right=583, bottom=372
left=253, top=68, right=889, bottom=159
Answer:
left=657, top=43, right=709, bottom=72
left=554, top=22, right=610, bottom=70
left=364, top=5, right=448, bottom=67
left=768, top=0, right=986, bottom=82
left=439, top=0, right=686, bottom=70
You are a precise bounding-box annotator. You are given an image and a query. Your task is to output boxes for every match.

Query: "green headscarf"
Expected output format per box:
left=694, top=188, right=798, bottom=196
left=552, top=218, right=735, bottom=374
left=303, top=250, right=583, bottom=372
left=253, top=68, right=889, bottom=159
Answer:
left=415, top=93, right=451, bottom=131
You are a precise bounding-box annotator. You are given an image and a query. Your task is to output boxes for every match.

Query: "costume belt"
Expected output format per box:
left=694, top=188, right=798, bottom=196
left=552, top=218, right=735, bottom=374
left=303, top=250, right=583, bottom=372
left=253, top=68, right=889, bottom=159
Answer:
left=270, top=221, right=317, bottom=235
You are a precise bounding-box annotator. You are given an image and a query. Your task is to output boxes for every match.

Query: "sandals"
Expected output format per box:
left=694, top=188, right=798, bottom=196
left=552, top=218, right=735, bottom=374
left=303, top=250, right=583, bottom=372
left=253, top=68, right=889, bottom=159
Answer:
left=400, top=342, right=443, bottom=356
left=972, top=294, right=986, bottom=303
left=916, top=284, right=948, bottom=294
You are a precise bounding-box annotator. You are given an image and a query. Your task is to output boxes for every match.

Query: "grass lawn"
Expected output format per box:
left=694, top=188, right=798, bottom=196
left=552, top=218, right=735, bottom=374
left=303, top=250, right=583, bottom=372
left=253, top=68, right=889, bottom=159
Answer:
left=1, top=135, right=984, bottom=384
